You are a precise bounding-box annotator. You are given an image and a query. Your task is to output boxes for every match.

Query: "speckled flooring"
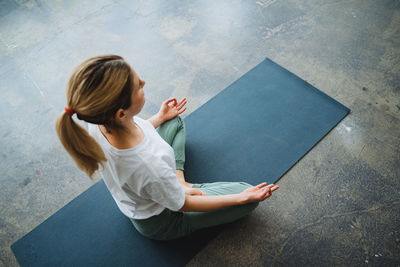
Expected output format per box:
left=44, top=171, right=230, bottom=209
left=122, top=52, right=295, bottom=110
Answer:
left=0, top=0, right=399, bottom=266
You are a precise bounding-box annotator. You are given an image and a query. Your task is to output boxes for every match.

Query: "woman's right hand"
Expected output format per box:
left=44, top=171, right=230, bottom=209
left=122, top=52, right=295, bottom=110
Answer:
left=240, top=182, right=279, bottom=204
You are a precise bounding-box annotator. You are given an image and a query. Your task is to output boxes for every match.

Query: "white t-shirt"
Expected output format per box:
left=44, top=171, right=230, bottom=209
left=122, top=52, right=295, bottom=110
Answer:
left=88, top=117, right=186, bottom=219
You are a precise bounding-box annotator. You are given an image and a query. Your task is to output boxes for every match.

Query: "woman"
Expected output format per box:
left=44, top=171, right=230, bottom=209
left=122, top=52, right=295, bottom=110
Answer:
left=56, top=55, right=279, bottom=240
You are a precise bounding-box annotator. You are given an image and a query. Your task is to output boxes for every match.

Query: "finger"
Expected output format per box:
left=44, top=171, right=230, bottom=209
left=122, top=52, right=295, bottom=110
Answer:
left=177, top=107, right=187, bottom=115
left=177, top=97, right=186, bottom=106
left=165, top=98, right=175, bottom=104
left=191, top=189, right=202, bottom=196
left=177, top=98, right=187, bottom=110
left=177, top=101, right=187, bottom=111
left=164, top=99, right=174, bottom=108
left=195, top=189, right=207, bottom=196
left=166, top=98, right=177, bottom=106
left=271, top=185, right=279, bottom=192
left=262, top=186, right=272, bottom=195
left=255, top=182, right=267, bottom=188
left=265, top=184, right=275, bottom=189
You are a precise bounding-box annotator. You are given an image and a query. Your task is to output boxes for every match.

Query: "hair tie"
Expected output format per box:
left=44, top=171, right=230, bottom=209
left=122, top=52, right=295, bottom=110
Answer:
left=64, top=106, right=75, bottom=117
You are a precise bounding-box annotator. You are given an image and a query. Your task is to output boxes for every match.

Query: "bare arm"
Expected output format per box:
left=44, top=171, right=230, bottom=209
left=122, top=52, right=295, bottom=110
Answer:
left=180, top=194, right=242, bottom=212
left=179, top=183, right=279, bottom=212
left=148, top=113, right=164, bottom=129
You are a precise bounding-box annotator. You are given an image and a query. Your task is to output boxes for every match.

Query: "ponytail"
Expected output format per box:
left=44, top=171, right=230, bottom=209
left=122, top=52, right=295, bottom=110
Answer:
left=56, top=112, right=106, bottom=179
left=56, top=55, right=133, bottom=179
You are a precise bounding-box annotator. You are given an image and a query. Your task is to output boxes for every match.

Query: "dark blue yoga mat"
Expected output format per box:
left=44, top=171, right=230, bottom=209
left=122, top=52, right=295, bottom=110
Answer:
left=12, top=58, right=349, bottom=266
left=11, top=180, right=223, bottom=267
left=185, top=58, right=350, bottom=184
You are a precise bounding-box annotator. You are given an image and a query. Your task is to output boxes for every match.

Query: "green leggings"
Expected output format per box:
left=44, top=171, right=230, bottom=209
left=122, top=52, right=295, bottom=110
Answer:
left=130, top=116, right=258, bottom=240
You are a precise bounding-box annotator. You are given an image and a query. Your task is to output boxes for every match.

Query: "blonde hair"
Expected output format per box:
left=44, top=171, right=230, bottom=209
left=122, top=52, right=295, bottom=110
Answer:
left=55, top=55, right=134, bottom=178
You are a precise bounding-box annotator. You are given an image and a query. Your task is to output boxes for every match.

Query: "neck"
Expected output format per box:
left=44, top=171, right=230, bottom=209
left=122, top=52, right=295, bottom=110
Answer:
left=99, top=120, right=143, bottom=149
left=101, top=119, right=135, bottom=135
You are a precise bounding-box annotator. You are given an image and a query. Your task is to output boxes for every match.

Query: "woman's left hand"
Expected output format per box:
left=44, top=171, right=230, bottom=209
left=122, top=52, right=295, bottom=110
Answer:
left=184, top=186, right=207, bottom=196
left=158, top=97, right=187, bottom=122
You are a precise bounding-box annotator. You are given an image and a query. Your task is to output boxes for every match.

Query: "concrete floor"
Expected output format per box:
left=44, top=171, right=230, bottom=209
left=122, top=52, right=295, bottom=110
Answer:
left=0, top=0, right=399, bottom=266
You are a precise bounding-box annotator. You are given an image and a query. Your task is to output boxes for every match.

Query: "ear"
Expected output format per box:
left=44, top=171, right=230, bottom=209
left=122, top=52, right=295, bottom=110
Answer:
left=114, top=108, right=127, bottom=122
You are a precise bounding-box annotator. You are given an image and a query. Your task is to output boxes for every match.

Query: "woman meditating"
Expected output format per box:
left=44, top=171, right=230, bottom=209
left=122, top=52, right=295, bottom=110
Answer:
left=56, top=55, right=279, bottom=240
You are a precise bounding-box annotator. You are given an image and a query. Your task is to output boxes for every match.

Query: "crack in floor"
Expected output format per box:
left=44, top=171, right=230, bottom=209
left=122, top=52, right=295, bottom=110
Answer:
left=271, top=199, right=400, bottom=266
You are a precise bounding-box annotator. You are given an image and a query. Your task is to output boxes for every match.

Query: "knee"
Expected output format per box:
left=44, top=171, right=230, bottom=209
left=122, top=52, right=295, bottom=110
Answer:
left=247, top=201, right=259, bottom=211
left=234, top=200, right=259, bottom=216
left=239, top=182, right=253, bottom=188
left=173, top=116, right=185, bottom=130
left=162, top=116, right=185, bottom=130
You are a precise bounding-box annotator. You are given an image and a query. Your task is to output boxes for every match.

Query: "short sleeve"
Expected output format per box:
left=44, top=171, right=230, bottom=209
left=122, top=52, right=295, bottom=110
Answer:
left=141, top=174, right=186, bottom=211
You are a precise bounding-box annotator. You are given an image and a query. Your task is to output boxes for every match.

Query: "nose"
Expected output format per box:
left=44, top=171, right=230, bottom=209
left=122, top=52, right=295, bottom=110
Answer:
left=140, top=79, right=146, bottom=88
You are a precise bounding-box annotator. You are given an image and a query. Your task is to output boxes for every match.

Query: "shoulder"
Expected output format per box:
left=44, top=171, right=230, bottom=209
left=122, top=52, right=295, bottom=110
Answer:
left=134, top=116, right=155, bottom=130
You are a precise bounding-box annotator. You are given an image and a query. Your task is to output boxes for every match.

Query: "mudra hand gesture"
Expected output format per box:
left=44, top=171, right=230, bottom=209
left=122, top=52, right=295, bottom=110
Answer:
left=240, top=182, right=279, bottom=203
left=158, top=98, right=187, bottom=121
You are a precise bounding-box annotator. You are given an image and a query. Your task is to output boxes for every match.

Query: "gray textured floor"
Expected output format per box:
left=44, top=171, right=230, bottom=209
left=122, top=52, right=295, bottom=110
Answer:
left=1, top=0, right=399, bottom=266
